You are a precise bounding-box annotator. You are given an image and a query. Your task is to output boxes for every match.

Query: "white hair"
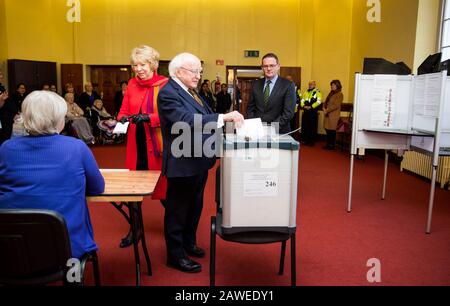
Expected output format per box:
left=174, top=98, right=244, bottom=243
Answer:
left=22, top=91, right=67, bottom=135
left=168, top=52, right=201, bottom=77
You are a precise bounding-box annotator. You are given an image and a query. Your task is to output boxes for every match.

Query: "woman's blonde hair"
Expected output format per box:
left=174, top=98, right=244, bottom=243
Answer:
left=130, top=45, right=160, bottom=71
left=22, top=91, right=67, bottom=135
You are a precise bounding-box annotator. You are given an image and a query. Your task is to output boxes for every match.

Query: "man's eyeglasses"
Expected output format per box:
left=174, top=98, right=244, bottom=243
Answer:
left=180, top=67, right=203, bottom=76
left=261, top=64, right=278, bottom=70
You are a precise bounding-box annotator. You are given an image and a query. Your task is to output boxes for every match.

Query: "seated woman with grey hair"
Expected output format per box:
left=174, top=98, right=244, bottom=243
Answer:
left=65, top=92, right=95, bottom=144
left=0, top=90, right=105, bottom=259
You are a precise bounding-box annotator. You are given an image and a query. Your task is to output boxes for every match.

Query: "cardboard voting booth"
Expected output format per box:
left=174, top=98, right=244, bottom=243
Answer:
left=218, top=134, right=299, bottom=235
left=348, top=71, right=449, bottom=233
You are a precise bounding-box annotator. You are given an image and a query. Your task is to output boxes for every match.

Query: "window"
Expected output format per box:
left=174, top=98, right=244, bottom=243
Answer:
left=441, top=0, right=450, bottom=61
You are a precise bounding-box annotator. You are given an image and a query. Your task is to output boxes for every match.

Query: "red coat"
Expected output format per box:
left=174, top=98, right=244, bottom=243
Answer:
left=118, top=74, right=168, bottom=199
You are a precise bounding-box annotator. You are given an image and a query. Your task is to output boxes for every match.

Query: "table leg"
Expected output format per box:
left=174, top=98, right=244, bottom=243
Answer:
left=128, top=202, right=142, bottom=286
left=137, top=202, right=152, bottom=276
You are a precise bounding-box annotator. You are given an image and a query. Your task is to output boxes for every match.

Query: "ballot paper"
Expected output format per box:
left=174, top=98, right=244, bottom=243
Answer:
left=113, top=122, right=129, bottom=134
left=236, top=118, right=265, bottom=140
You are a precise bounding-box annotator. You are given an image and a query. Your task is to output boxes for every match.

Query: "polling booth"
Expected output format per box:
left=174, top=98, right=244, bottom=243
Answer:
left=347, top=71, right=450, bottom=233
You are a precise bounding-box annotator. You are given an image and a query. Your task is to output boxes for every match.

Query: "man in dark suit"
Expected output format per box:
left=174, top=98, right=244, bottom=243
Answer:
left=247, top=53, right=296, bottom=134
left=158, top=52, right=243, bottom=273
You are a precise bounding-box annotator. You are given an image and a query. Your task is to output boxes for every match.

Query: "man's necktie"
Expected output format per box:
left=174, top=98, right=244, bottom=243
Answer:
left=188, top=89, right=204, bottom=107
left=263, top=80, right=271, bottom=105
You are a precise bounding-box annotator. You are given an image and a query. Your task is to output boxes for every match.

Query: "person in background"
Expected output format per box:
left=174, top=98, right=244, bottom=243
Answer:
left=90, top=99, right=116, bottom=141
left=0, top=90, right=105, bottom=259
left=300, top=81, right=322, bottom=146
left=42, top=84, right=50, bottom=91
left=286, top=75, right=301, bottom=140
left=247, top=53, right=296, bottom=134
left=116, top=45, right=169, bottom=248
left=323, top=79, right=343, bottom=150
left=158, top=52, right=244, bottom=273
left=114, top=81, right=128, bottom=116
left=50, top=84, right=58, bottom=94
left=65, top=92, right=95, bottom=145
left=79, top=82, right=101, bottom=112
left=215, top=83, right=232, bottom=114
left=0, top=83, right=26, bottom=145
left=198, top=80, right=215, bottom=111
left=0, top=70, right=10, bottom=144
left=63, top=83, right=80, bottom=103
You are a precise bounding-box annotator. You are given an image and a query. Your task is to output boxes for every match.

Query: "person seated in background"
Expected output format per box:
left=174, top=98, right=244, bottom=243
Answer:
left=63, top=83, right=80, bottom=103
left=90, top=99, right=119, bottom=143
left=215, top=83, right=232, bottom=114
left=65, top=92, right=95, bottom=145
left=79, top=82, right=101, bottom=112
left=198, top=80, right=215, bottom=111
left=0, top=90, right=105, bottom=259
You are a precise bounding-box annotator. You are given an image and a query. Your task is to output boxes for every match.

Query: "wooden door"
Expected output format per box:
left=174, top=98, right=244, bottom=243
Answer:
left=7, top=59, right=57, bottom=93
left=238, top=78, right=257, bottom=119
left=61, top=64, right=83, bottom=95
left=36, top=62, right=57, bottom=89
left=90, top=66, right=131, bottom=114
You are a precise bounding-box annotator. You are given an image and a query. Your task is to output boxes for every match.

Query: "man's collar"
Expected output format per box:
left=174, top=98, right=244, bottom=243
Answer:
left=266, top=74, right=279, bottom=83
left=172, top=77, right=189, bottom=92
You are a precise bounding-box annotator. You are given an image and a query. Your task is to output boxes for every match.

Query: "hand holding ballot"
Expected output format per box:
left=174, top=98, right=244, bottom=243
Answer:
left=223, top=111, right=244, bottom=128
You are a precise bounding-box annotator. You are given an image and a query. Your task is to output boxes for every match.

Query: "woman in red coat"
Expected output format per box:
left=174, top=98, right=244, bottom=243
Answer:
left=117, top=45, right=168, bottom=248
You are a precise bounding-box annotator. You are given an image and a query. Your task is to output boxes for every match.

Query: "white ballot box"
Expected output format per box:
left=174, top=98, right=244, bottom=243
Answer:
left=219, top=134, right=299, bottom=234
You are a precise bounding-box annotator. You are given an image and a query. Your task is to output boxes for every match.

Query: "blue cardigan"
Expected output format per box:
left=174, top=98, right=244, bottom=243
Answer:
left=0, top=134, right=105, bottom=258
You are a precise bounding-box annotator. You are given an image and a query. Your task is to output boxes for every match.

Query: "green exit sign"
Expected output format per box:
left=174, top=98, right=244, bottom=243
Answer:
left=244, top=50, right=260, bottom=58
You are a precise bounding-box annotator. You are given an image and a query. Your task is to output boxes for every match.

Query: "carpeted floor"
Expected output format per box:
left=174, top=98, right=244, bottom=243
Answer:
left=86, top=142, right=450, bottom=286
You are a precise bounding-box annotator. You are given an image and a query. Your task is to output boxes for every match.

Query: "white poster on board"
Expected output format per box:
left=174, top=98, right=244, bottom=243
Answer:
left=414, top=74, right=441, bottom=118
left=370, top=75, right=397, bottom=128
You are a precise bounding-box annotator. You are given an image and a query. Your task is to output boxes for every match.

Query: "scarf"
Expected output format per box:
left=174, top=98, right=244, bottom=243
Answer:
left=135, top=73, right=168, bottom=157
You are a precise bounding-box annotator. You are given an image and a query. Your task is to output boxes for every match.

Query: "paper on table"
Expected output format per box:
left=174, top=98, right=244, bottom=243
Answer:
left=236, top=118, right=265, bottom=140
left=113, top=122, right=129, bottom=134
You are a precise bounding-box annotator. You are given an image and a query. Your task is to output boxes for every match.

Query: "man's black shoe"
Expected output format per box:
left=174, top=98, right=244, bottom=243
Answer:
left=167, top=257, right=202, bottom=273
left=184, top=245, right=205, bottom=258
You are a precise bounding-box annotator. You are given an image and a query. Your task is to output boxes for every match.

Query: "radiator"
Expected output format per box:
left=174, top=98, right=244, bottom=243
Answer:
left=400, top=151, right=450, bottom=189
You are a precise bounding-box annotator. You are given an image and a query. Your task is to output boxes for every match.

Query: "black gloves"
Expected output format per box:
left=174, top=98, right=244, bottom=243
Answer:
left=131, top=114, right=150, bottom=125
left=118, top=116, right=130, bottom=124
left=310, top=97, right=317, bottom=104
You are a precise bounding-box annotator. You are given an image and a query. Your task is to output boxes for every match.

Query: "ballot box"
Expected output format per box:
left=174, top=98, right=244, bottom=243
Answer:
left=219, top=134, right=299, bottom=234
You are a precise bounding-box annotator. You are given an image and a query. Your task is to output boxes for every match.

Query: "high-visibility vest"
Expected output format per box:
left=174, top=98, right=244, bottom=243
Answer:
left=300, top=88, right=322, bottom=109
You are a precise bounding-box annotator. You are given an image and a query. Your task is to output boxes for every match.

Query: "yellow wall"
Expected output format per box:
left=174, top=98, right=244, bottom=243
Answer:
left=0, top=0, right=8, bottom=82
left=348, top=0, right=420, bottom=102
left=413, top=0, right=441, bottom=73
left=311, top=0, right=354, bottom=100
left=1, top=0, right=433, bottom=102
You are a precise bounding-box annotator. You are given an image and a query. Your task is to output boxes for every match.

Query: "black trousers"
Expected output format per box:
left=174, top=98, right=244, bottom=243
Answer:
left=325, top=129, right=336, bottom=148
left=301, top=110, right=318, bottom=144
left=164, top=171, right=208, bottom=260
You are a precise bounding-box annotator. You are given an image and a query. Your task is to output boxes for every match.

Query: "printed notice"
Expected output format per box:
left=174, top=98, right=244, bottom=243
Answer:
left=370, top=75, right=397, bottom=128
left=243, top=172, right=278, bottom=197
left=414, top=73, right=441, bottom=118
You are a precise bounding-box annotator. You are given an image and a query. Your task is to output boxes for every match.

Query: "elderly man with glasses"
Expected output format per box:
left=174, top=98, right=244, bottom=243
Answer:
left=247, top=53, right=296, bottom=134
left=157, top=52, right=243, bottom=273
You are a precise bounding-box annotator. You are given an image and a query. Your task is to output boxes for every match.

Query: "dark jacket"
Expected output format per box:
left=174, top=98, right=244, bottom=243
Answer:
left=158, top=78, right=219, bottom=178
left=247, top=76, right=296, bottom=134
